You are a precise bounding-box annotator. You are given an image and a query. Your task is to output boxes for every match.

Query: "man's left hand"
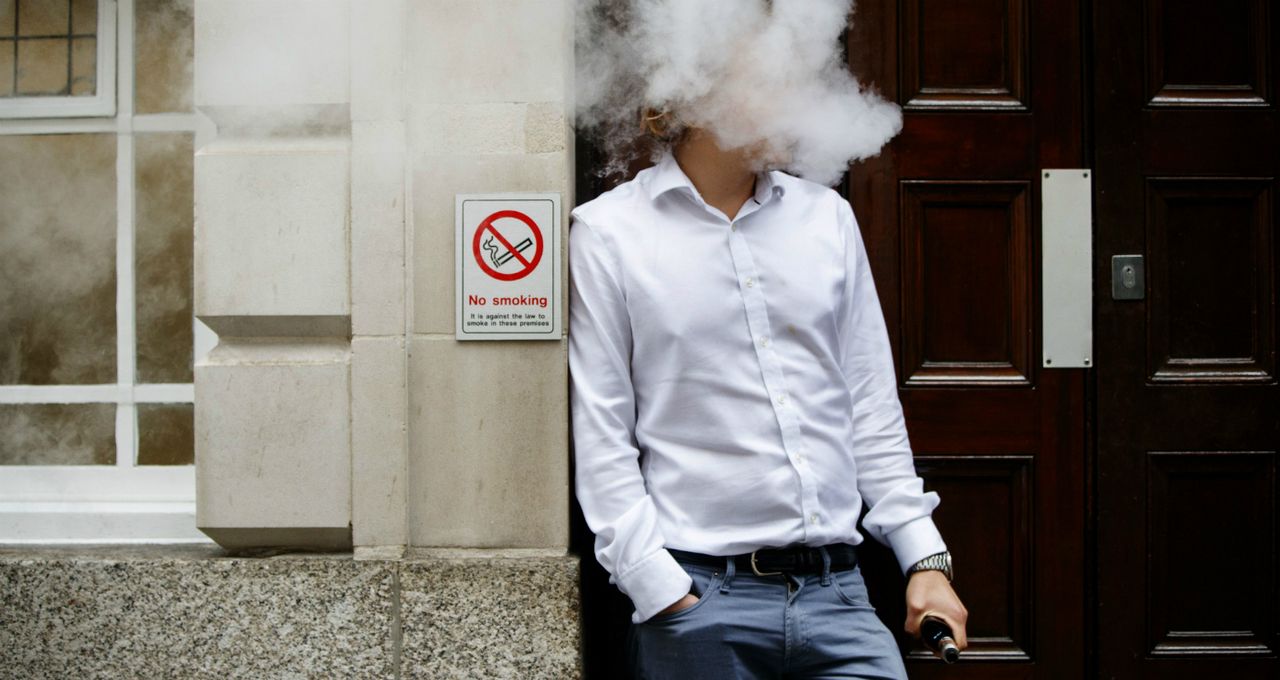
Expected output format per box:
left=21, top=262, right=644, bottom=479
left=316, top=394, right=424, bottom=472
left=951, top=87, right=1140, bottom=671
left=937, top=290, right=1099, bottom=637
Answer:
left=904, top=570, right=968, bottom=652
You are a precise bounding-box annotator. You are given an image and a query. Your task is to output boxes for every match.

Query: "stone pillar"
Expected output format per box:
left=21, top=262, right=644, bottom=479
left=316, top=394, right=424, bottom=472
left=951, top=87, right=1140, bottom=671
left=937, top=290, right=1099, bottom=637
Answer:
left=405, top=0, right=574, bottom=550
left=350, top=0, right=411, bottom=552
left=193, top=0, right=355, bottom=549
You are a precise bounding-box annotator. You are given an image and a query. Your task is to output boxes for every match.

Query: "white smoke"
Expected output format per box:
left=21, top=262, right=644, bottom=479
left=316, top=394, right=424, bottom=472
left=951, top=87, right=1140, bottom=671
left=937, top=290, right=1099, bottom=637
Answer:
left=575, top=0, right=903, bottom=186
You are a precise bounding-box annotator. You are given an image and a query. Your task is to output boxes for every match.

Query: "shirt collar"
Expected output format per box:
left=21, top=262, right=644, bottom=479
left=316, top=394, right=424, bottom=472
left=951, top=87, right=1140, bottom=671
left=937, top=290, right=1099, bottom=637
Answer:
left=646, top=149, right=786, bottom=209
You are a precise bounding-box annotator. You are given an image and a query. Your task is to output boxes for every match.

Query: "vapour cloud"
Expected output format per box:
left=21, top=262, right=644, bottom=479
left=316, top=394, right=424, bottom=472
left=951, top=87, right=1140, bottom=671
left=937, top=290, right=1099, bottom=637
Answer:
left=575, top=0, right=902, bottom=187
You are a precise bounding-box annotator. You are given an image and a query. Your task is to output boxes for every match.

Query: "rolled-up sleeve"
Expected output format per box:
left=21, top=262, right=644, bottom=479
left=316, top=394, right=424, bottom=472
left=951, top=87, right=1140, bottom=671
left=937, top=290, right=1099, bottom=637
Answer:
left=835, top=199, right=949, bottom=575
left=568, top=214, right=692, bottom=623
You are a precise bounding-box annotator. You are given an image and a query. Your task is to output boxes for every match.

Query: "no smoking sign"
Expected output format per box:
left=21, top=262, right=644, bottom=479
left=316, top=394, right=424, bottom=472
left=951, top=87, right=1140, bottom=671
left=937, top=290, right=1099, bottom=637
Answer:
left=456, top=194, right=562, bottom=340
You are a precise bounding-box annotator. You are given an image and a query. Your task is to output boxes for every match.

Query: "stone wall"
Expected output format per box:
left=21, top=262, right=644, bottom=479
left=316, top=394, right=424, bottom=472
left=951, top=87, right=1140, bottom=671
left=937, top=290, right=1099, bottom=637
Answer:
left=0, top=545, right=581, bottom=679
left=192, top=0, right=575, bottom=554
left=2, top=0, right=581, bottom=673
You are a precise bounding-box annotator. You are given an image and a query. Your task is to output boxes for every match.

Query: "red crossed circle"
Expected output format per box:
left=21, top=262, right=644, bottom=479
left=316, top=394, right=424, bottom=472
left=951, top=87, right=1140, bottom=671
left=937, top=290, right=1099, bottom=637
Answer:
left=472, top=210, right=544, bottom=281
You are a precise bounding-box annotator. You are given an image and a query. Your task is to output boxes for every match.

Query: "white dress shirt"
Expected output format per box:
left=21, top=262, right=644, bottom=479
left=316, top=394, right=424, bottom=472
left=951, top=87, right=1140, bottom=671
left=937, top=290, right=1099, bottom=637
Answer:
left=568, top=150, right=948, bottom=624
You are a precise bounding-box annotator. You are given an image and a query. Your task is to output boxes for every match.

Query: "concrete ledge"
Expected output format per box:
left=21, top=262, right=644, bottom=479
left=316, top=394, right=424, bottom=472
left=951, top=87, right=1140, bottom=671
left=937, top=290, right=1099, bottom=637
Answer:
left=401, top=549, right=582, bottom=679
left=199, top=527, right=353, bottom=551
left=0, top=545, right=581, bottom=679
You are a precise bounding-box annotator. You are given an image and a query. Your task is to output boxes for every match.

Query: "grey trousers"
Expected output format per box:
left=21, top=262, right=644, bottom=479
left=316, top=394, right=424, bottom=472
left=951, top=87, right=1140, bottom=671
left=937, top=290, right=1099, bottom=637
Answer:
left=627, top=546, right=909, bottom=680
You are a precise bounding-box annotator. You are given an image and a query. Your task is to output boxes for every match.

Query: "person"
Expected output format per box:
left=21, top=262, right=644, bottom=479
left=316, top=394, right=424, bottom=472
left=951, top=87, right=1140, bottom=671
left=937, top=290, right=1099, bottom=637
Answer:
left=568, top=118, right=969, bottom=678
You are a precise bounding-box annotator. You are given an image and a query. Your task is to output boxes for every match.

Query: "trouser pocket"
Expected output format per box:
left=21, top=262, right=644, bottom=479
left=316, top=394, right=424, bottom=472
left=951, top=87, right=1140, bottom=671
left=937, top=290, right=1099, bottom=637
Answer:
left=642, top=561, right=724, bottom=624
left=830, top=563, right=876, bottom=609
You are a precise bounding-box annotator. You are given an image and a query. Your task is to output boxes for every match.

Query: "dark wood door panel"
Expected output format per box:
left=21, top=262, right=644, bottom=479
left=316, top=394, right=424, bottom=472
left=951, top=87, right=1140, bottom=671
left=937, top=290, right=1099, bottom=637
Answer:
left=900, top=0, right=1030, bottom=110
left=1144, top=0, right=1272, bottom=107
left=1133, top=393, right=1278, bottom=447
left=900, top=180, right=1033, bottom=386
left=1144, top=112, right=1277, bottom=173
left=1147, top=451, right=1277, bottom=658
left=895, top=116, right=1037, bottom=177
left=903, top=391, right=1039, bottom=455
left=1095, top=0, right=1280, bottom=677
left=1145, top=177, right=1275, bottom=383
left=915, top=456, right=1035, bottom=662
left=849, top=0, right=1085, bottom=677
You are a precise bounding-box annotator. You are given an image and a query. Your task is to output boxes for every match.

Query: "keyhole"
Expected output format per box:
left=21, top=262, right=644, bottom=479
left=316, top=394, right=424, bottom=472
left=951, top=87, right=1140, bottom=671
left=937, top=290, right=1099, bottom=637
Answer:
left=1122, top=265, right=1136, bottom=288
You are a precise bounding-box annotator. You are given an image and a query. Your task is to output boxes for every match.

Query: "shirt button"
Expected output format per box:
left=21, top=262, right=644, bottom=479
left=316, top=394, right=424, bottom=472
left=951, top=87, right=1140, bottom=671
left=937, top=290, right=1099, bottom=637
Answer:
left=776, top=394, right=787, bottom=405
left=759, top=336, right=770, bottom=347
left=810, top=513, right=819, bottom=524
left=745, top=277, right=755, bottom=287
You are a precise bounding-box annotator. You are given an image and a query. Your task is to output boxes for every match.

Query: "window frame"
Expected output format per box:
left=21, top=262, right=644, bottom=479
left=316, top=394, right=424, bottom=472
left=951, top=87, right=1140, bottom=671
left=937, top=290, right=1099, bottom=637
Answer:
left=0, top=0, right=119, bottom=119
left=0, top=0, right=214, bottom=544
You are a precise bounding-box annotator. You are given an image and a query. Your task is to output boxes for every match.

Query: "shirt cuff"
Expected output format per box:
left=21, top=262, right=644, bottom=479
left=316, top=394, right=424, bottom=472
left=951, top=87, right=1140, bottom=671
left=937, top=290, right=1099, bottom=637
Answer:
left=618, top=548, right=694, bottom=623
left=884, top=515, right=949, bottom=575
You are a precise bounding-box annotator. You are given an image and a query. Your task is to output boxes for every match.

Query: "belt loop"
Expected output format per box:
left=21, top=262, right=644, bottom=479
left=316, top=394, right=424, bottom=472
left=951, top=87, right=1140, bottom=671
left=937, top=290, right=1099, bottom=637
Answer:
left=720, top=555, right=737, bottom=593
left=819, top=545, right=832, bottom=586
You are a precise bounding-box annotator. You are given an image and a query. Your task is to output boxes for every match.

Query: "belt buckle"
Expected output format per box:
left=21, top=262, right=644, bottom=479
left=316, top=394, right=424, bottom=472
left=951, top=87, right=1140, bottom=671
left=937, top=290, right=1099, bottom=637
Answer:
left=750, top=549, right=783, bottom=576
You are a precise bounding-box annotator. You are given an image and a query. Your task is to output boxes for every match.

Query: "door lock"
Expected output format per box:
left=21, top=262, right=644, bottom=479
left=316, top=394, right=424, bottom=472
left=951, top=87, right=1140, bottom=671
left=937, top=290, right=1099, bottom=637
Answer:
left=1110, top=255, right=1144, bottom=300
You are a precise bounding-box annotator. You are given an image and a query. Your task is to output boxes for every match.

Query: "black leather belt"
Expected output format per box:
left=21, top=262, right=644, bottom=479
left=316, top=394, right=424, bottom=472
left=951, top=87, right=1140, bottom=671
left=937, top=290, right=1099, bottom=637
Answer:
left=668, top=543, right=858, bottom=576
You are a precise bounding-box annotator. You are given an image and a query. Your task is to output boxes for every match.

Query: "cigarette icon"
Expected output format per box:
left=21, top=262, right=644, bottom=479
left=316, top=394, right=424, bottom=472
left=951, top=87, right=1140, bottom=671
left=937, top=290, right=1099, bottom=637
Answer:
left=483, top=235, right=533, bottom=267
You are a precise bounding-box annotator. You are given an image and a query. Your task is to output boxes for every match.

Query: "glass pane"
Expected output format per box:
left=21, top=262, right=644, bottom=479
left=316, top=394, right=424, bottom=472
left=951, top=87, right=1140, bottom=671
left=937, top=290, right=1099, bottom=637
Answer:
left=71, top=0, right=96, bottom=35
left=0, top=39, right=13, bottom=95
left=135, top=133, right=194, bottom=383
left=15, top=36, right=67, bottom=94
left=0, top=133, right=117, bottom=385
left=4, top=1, right=99, bottom=98
left=69, top=34, right=92, bottom=95
left=0, top=403, right=116, bottom=465
left=0, top=2, right=13, bottom=37
left=136, top=0, right=193, bottom=113
left=137, top=402, right=193, bottom=465
left=17, top=0, right=69, bottom=37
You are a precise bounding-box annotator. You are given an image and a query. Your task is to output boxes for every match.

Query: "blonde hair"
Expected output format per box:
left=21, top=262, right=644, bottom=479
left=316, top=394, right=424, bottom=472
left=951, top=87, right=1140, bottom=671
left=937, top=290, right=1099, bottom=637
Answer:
left=639, top=106, right=685, bottom=143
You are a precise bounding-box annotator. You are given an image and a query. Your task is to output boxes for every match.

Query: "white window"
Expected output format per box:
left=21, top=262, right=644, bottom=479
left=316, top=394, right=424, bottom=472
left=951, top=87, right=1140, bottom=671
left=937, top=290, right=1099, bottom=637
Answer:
left=0, top=0, right=118, bottom=118
left=0, top=0, right=215, bottom=543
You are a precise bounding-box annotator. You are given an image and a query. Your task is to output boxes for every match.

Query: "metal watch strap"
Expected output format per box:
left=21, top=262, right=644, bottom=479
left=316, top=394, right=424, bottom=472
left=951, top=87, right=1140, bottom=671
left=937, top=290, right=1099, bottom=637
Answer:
left=907, top=551, right=953, bottom=582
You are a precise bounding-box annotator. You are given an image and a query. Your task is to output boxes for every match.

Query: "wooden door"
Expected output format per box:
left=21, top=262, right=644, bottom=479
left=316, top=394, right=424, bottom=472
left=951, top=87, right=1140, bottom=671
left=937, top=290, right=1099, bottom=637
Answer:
left=1093, top=2, right=1279, bottom=678
left=846, top=1, right=1087, bottom=677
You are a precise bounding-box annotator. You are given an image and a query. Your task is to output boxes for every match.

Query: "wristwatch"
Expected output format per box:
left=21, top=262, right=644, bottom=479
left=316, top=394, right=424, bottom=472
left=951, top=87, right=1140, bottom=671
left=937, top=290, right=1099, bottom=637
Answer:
left=907, top=551, right=953, bottom=582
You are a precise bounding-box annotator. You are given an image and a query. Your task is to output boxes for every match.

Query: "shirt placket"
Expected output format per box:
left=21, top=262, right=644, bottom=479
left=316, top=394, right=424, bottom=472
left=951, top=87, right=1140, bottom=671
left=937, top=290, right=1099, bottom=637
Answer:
left=726, top=217, right=824, bottom=540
